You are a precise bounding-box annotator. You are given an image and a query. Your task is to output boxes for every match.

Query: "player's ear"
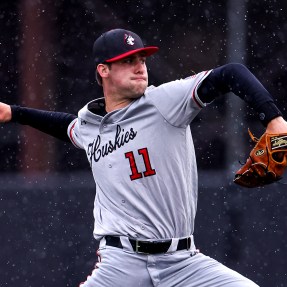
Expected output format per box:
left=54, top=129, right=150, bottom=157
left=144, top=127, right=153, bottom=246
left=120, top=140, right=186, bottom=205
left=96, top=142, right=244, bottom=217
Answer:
left=97, top=63, right=110, bottom=79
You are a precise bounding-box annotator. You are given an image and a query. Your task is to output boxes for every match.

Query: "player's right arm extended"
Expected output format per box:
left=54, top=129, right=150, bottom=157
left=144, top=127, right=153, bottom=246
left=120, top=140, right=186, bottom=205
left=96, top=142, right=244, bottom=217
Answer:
left=0, top=103, right=76, bottom=142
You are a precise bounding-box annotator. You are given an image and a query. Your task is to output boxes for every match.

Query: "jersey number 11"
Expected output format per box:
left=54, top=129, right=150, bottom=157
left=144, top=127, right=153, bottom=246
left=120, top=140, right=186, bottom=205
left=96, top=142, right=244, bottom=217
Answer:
left=125, top=147, right=156, bottom=181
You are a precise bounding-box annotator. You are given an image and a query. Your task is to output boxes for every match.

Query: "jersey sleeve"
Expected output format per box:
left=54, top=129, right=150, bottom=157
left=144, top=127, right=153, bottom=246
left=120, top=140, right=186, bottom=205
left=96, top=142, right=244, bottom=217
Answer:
left=11, top=105, right=76, bottom=142
left=147, top=70, right=212, bottom=127
left=67, top=118, right=84, bottom=149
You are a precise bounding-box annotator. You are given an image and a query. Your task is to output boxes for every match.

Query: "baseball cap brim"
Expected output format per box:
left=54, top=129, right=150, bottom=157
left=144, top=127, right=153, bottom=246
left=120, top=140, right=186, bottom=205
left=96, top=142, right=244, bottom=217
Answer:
left=105, top=46, right=159, bottom=63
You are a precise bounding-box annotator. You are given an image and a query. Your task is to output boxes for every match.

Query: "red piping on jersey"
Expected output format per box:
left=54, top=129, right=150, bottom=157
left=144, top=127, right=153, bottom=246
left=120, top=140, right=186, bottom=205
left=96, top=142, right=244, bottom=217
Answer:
left=192, top=70, right=209, bottom=108
left=69, top=121, right=80, bottom=148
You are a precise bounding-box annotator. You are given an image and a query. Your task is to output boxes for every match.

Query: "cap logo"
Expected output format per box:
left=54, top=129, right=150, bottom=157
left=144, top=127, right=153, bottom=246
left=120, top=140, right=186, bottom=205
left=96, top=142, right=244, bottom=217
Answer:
left=125, top=34, right=135, bottom=46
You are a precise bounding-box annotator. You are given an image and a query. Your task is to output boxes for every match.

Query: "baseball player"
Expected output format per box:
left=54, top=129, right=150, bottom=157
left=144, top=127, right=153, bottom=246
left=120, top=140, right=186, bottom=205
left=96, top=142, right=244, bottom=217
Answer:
left=1, top=28, right=287, bottom=286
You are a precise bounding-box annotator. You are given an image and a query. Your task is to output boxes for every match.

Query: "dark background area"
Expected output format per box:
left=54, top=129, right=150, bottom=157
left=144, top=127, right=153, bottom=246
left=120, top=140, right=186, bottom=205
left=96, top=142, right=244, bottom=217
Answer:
left=0, top=0, right=287, bottom=286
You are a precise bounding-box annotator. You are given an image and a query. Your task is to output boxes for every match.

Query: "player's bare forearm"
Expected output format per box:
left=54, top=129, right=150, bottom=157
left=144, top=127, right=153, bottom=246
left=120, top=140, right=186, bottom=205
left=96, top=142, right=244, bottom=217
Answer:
left=0, top=102, right=12, bottom=122
left=266, top=116, right=287, bottom=134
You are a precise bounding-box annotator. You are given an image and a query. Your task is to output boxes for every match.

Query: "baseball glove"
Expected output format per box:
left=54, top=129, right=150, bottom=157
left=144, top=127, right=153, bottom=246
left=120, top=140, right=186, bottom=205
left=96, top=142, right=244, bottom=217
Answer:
left=234, top=129, right=287, bottom=188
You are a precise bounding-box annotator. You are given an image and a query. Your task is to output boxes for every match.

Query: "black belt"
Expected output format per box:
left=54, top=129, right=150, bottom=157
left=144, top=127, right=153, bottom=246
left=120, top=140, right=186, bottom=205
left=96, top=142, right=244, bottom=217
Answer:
left=105, top=235, right=191, bottom=254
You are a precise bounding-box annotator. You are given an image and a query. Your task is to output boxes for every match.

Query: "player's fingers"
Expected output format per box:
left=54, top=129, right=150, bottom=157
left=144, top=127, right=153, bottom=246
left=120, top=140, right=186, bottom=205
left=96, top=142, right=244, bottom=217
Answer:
left=0, top=102, right=12, bottom=122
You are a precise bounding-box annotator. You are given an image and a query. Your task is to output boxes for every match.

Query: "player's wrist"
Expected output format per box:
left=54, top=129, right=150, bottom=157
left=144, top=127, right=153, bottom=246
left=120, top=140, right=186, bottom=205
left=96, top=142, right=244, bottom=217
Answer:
left=257, top=101, right=283, bottom=127
left=266, top=116, right=287, bottom=134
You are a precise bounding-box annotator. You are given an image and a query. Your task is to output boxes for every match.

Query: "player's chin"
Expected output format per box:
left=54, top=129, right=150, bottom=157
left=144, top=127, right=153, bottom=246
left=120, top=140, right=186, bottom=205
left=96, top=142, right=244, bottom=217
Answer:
left=131, top=83, right=148, bottom=97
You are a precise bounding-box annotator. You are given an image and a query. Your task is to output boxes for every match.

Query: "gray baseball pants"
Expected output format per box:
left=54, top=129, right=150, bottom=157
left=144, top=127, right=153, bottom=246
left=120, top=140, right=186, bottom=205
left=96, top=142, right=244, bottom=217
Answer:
left=79, top=236, right=259, bottom=287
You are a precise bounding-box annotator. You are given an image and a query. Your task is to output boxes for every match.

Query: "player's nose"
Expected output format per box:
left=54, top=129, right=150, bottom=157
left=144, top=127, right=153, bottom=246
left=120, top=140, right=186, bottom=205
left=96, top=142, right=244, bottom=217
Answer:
left=134, top=60, right=146, bottom=74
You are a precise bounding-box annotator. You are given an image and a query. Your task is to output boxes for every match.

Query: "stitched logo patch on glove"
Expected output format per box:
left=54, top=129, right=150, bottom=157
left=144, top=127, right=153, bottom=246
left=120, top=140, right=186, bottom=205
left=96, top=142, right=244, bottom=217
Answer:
left=255, top=149, right=265, bottom=156
left=270, top=135, right=287, bottom=150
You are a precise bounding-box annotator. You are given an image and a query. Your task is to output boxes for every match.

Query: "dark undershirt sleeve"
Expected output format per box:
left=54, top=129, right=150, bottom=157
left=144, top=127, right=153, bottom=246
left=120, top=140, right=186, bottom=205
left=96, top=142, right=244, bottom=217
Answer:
left=10, top=105, right=77, bottom=142
left=197, top=63, right=283, bottom=126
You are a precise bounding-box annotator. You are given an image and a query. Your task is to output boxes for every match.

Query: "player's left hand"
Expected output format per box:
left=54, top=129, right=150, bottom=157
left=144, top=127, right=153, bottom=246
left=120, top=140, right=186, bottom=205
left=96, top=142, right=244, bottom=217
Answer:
left=234, top=116, right=287, bottom=188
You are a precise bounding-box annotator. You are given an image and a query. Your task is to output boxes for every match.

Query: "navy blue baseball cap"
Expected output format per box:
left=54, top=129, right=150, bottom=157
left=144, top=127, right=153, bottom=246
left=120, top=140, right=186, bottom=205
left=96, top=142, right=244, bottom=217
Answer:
left=93, top=29, right=159, bottom=66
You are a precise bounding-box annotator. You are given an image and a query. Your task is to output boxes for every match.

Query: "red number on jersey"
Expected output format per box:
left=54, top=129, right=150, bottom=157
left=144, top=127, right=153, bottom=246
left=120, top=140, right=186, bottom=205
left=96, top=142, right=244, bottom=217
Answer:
left=125, top=148, right=156, bottom=181
left=125, top=151, right=143, bottom=180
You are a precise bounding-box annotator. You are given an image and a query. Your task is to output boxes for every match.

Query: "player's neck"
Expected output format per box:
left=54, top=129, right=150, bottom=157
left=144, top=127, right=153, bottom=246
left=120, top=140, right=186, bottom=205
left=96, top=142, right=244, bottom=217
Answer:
left=104, top=96, right=134, bottom=113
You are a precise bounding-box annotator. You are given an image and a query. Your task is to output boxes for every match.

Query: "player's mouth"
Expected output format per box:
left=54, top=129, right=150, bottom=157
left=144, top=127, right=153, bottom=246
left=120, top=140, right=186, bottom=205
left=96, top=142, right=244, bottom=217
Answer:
left=131, top=77, right=147, bottom=82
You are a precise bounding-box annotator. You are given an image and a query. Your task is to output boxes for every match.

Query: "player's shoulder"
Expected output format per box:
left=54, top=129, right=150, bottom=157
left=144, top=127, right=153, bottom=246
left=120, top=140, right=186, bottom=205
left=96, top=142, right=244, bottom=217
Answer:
left=144, top=80, right=183, bottom=96
left=145, top=71, right=211, bottom=96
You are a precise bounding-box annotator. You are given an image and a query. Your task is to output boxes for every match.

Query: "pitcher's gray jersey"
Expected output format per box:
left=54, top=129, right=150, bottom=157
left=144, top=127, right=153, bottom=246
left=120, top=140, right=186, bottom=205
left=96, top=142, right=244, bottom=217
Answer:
left=68, top=70, right=211, bottom=241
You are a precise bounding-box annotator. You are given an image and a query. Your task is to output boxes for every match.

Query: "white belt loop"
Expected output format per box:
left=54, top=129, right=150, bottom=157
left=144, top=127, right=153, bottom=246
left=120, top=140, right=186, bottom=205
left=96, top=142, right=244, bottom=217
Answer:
left=167, top=235, right=195, bottom=253
left=99, top=237, right=107, bottom=248
left=120, top=236, right=134, bottom=252
left=189, top=235, right=195, bottom=250
left=167, top=238, right=178, bottom=252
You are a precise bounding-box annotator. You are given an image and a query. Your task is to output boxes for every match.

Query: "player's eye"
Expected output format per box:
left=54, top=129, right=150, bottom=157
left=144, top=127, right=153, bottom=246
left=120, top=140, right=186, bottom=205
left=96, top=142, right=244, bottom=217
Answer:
left=121, top=56, right=146, bottom=65
left=122, top=57, right=133, bottom=64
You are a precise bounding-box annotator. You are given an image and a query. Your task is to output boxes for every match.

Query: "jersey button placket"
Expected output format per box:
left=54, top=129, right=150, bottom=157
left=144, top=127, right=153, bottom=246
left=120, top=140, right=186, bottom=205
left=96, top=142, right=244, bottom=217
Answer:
left=100, top=124, right=107, bottom=134
left=99, top=117, right=108, bottom=133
